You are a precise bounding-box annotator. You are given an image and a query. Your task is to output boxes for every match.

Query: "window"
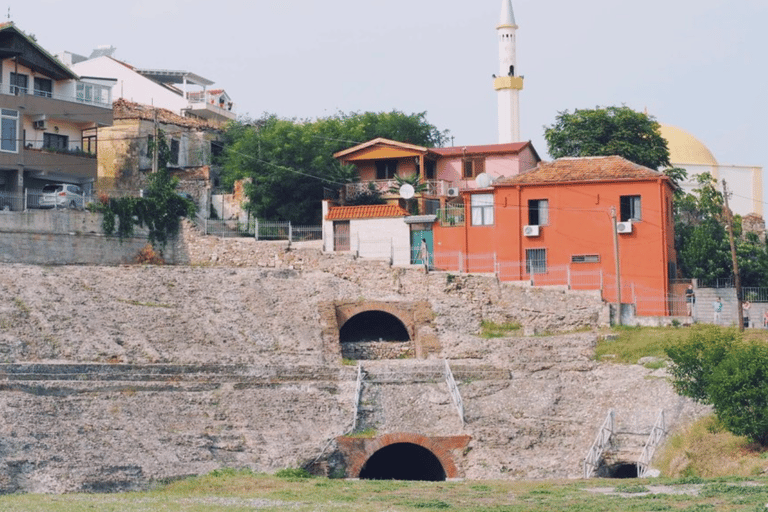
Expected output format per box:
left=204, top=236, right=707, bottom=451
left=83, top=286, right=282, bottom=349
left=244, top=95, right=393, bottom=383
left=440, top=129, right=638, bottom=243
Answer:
left=33, top=77, right=53, bottom=98
left=571, top=254, right=600, bottom=263
left=10, top=72, right=27, bottom=94
left=470, top=193, right=494, bottom=226
left=375, top=160, right=397, bottom=180
left=43, top=133, right=69, bottom=151
left=463, top=157, right=485, bottom=179
left=1, top=109, right=18, bottom=153
left=170, top=138, right=180, bottom=166
left=528, top=199, right=549, bottom=225
left=526, top=248, right=547, bottom=275
left=620, top=195, right=641, bottom=222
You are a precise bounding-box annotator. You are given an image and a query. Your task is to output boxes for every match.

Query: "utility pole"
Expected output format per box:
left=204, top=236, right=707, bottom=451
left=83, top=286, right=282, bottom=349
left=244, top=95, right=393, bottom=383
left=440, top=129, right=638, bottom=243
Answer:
left=611, top=206, right=622, bottom=326
left=722, top=180, right=743, bottom=331
left=152, top=108, right=159, bottom=174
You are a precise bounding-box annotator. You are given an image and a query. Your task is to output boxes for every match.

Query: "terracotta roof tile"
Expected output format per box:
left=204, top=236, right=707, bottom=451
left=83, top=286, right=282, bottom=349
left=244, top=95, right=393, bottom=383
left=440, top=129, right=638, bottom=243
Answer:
left=326, top=204, right=409, bottom=221
left=113, top=99, right=220, bottom=130
left=495, top=156, right=665, bottom=185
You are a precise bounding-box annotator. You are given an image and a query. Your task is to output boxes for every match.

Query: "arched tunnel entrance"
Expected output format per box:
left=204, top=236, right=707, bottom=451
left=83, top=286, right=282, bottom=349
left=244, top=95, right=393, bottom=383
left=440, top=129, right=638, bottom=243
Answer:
left=339, top=311, right=410, bottom=343
left=601, top=462, right=638, bottom=479
left=359, top=443, right=446, bottom=481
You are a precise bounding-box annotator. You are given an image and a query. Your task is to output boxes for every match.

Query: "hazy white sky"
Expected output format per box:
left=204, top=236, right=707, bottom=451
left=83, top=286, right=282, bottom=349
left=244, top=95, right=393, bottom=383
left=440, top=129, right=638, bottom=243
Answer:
left=11, top=0, right=767, bottom=201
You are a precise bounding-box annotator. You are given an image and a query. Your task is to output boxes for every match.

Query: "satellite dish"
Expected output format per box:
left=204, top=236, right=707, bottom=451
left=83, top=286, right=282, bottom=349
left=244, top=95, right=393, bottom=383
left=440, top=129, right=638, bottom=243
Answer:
left=399, top=183, right=415, bottom=199
left=476, top=173, right=492, bottom=188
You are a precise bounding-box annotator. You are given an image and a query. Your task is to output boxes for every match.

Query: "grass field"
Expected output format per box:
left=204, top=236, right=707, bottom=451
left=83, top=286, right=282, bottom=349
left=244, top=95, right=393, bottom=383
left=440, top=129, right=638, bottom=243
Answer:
left=4, top=471, right=768, bottom=511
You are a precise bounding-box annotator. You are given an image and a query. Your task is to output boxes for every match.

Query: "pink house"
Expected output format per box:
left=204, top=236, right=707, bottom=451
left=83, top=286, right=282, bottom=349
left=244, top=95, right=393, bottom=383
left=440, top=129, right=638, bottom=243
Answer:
left=334, top=138, right=540, bottom=214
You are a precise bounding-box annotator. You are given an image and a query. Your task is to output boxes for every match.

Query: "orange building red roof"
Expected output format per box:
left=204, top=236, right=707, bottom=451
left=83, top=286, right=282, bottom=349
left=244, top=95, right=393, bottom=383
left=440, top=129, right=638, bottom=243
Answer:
left=496, top=156, right=666, bottom=186
left=326, top=204, right=409, bottom=221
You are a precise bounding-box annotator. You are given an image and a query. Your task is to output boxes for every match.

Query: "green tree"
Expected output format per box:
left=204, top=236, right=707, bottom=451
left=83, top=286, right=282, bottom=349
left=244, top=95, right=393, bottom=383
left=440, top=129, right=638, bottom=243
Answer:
left=218, top=111, right=449, bottom=224
left=544, top=105, right=670, bottom=170
left=667, top=326, right=768, bottom=445
left=674, top=172, right=768, bottom=287
left=708, top=343, right=768, bottom=445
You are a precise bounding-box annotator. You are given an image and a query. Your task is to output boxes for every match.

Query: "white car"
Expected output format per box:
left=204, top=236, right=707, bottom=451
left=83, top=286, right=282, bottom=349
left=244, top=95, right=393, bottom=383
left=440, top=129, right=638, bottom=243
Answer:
left=38, top=183, right=85, bottom=210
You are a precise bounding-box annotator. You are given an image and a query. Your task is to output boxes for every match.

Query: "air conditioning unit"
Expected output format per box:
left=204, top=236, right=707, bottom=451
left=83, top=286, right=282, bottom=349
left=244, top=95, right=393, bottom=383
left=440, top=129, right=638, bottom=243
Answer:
left=32, top=119, right=47, bottom=130
left=523, top=225, right=540, bottom=237
left=617, top=221, right=633, bottom=234
left=447, top=187, right=460, bottom=197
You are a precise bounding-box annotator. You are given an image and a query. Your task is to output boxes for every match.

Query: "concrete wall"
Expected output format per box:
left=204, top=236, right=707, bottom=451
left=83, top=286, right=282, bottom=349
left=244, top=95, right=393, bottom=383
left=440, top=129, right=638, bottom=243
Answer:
left=0, top=210, right=183, bottom=265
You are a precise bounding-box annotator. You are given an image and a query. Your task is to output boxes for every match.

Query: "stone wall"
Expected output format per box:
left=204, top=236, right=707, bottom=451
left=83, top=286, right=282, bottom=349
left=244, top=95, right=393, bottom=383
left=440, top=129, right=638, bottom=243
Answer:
left=0, top=220, right=710, bottom=492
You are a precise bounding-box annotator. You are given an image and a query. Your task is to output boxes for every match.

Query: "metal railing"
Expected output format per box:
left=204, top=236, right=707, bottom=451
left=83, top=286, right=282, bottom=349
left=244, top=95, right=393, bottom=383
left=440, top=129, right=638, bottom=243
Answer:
left=583, top=410, right=615, bottom=479
left=201, top=217, right=322, bottom=241
left=637, top=410, right=666, bottom=478
left=345, top=179, right=451, bottom=199
left=444, top=360, right=465, bottom=427
left=0, top=81, right=112, bottom=108
left=437, top=206, right=465, bottom=227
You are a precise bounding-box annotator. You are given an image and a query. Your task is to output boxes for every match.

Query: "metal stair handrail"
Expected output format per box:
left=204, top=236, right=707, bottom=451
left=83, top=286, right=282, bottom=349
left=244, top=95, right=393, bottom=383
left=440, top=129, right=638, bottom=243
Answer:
left=583, top=410, right=615, bottom=478
left=637, top=410, right=666, bottom=477
left=444, top=359, right=465, bottom=427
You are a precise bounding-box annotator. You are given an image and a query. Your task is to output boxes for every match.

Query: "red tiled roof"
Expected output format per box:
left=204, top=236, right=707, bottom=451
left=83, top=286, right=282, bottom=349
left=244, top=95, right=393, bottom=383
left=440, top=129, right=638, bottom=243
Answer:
left=326, top=204, right=409, bottom=221
left=495, top=156, right=666, bottom=185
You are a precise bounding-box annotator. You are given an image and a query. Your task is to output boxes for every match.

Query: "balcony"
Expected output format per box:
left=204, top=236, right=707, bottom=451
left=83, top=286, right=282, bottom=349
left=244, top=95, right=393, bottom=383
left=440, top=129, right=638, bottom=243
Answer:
left=345, top=179, right=451, bottom=199
left=0, top=140, right=97, bottom=181
left=0, top=82, right=113, bottom=126
left=184, top=91, right=236, bottom=123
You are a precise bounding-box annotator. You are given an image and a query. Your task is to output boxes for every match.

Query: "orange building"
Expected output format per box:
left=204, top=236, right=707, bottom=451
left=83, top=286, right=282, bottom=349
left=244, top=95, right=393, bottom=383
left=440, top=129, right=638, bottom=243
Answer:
left=433, top=156, right=677, bottom=316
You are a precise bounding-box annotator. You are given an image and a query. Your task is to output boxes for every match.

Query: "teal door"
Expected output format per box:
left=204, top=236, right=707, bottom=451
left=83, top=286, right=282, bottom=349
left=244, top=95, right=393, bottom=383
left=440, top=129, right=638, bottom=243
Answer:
left=411, top=230, right=433, bottom=266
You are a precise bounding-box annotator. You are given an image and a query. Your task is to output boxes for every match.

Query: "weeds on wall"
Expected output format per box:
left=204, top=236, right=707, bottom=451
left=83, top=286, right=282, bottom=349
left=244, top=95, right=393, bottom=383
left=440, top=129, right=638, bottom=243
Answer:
left=98, top=131, right=195, bottom=247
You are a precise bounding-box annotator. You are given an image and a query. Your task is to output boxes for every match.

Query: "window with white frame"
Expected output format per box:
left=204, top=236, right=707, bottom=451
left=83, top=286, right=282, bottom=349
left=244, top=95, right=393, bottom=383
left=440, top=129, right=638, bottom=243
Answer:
left=526, top=248, right=547, bottom=275
left=528, top=199, right=549, bottom=225
left=620, top=195, right=641, bottom=222
left=471, top=193, right=494, bottom=226
left=0, top=109, right=18, bottom=153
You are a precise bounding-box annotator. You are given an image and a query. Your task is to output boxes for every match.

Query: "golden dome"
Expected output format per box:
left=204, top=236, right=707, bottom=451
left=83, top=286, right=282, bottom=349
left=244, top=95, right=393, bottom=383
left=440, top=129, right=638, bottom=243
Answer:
left=658, top=124, right=718, bottom=166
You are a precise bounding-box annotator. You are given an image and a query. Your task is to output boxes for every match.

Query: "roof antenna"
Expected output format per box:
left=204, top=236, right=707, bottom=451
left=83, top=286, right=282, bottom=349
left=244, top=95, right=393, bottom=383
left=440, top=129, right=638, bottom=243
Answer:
left=7, top=7, right=10, bottom=20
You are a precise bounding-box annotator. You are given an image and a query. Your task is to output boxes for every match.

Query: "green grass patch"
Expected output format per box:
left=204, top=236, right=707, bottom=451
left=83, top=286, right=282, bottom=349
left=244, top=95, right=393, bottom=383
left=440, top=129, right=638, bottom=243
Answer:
left=595, top=326, right=686, bottom=364
left=479, top=320, right=521, bottom=338
left=6, top=474, right=768, bottom=511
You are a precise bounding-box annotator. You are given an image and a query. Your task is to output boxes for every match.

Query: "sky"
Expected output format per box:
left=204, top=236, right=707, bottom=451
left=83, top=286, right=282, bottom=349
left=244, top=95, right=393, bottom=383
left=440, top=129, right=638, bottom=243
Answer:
left=9, top=0, right=767, bottom=203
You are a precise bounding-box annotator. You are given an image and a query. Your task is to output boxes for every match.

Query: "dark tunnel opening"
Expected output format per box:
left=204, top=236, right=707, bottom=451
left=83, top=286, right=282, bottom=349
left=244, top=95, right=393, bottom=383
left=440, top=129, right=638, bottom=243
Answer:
left=339, top=311, right=410, bottom=343
left=603, top=463, right=639, bottom=479
left=359, top=443, right=446, bottom=481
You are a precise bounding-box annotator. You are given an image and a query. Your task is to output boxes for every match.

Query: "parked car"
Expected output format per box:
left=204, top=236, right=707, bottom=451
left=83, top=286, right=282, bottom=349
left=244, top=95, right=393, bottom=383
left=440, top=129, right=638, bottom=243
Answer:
left=38, top=183, right=85, bottom=210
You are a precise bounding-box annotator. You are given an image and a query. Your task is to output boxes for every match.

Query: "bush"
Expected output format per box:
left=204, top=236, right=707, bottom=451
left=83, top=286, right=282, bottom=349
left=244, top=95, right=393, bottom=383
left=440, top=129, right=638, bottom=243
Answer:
left=666, top=326, right=768, bottom=445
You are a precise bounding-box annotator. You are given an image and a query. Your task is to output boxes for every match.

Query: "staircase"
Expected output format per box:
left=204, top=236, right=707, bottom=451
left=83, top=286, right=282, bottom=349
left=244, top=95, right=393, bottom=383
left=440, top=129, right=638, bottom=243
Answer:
left=584, top=409, right=667, bottom=478
left=351, top=360, right=465, bottom=436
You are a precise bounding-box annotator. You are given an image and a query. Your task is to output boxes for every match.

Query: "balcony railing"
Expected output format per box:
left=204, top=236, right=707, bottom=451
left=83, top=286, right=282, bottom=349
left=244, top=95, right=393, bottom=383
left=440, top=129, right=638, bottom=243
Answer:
left=437, top=206, right=466, bottom=227
left=0, top=81, right=112, bottom=109
left=23, top=139, right=96, bottom=159
left=345, top=179, right=451, bottom=199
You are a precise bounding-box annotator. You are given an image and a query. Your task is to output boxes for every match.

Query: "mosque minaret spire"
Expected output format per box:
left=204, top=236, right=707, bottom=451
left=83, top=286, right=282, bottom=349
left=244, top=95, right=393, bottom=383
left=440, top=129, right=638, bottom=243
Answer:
left=494, top=0, right=524, bottom=143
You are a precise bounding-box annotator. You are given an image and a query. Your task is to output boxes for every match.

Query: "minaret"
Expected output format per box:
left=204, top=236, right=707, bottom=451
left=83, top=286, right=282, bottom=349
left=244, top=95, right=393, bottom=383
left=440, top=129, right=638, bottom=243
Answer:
left=494, top=0, right=523, bottom=143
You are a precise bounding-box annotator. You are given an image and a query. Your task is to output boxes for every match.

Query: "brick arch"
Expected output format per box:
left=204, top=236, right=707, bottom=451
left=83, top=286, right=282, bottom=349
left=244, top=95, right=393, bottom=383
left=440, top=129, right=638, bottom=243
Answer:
left=337, top=303, right=414, bottom=340
left=337, top=433, right=471, bottom=479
